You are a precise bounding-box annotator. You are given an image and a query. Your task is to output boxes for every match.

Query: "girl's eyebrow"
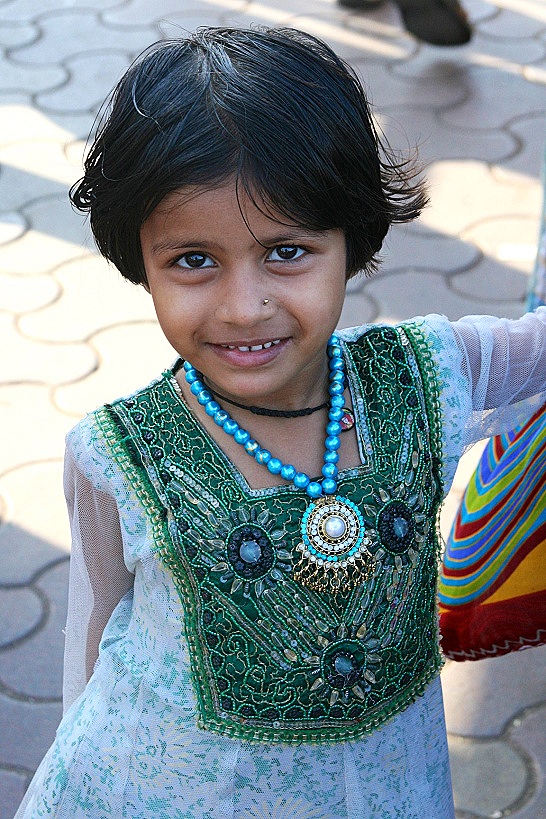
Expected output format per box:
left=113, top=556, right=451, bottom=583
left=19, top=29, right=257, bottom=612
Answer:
left=150, top=229, right=332, bottom=256
left=260, top=228, right=331, bottom=245
left=150, top=238, right=223, bottom=255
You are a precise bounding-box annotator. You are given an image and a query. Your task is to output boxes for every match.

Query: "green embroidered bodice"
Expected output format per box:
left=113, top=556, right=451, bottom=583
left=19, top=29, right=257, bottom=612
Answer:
left=97, top=325, right=444, bottom=743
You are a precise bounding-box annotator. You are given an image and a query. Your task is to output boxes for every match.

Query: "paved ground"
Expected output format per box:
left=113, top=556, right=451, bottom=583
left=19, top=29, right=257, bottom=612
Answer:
left=0, top=0, right=545, bottom=817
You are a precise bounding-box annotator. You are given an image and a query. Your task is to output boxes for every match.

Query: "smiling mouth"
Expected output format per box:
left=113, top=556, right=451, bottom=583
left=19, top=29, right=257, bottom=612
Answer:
left=219, top=339, right=282, bottom=352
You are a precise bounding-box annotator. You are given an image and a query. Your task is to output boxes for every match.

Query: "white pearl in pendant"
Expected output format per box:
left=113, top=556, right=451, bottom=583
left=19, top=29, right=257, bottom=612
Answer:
left=324, top=514, right=346, bottom=539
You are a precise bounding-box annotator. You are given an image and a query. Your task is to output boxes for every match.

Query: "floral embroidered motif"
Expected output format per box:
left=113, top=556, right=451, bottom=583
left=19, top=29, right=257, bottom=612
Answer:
left=99, top=326, right=444, bottom=743
left=203, top=508, right=292, bottom=597
left=305, top=620, right=383, bottom=709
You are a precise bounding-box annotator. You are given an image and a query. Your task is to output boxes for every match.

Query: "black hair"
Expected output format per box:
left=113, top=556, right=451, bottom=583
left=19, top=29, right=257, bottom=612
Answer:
left=70, top=26, right=428, bottom=285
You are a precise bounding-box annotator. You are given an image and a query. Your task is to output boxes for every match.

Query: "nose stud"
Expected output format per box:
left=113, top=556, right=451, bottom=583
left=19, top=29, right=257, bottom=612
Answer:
left=262, top=299, right=269, bottom=305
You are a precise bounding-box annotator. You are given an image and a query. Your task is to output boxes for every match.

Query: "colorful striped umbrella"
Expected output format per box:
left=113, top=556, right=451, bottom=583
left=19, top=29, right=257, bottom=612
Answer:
left=439, top=160, right=546, bottom=660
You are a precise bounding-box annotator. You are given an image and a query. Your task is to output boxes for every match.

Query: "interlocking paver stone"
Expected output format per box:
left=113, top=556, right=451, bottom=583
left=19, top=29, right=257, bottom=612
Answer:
left=0, top=768, right=29, bottom=819
left=0, top=270, right=58, bottom=313
left=0, top=21, right=36, bottom=47
left=36, top=52, right=135, bottom=113
left=479, top=4, right=546, bottom=38
left=460, top=214, right=540, bottom=274
left=362, top=268, right=523, bottom=322
left=0, top=139, right=83, bottom=188
left=0, top=212, right=25, bottom=245
left=421, top=160, right=541, bottom=236
left=467, top=28, right=546, bottom=64
left=11, top=9, right=157, bottom=64
left=0, top=588, right=43, bottom=648
left=158, top=9, right=251, bottom=38
left=19, top=254, right=157, bottom=342
left=441, top=65, right=546, bottom=131
left=0, top=55, right=65, bottom=95
left=511, top=705, right=546, bottom=818
left=0, top=102, right=73, bottom=144
left=379, top=222, right=481, bottom=276
left=448, top=733, right=529, bottom=817
left=466, top=0, right=498, bottom=25
left=339, top=288, right=378, bottom=330
left=0, top=694, right=61, bottom=772
left=0, top=165, right=71, bottom=214
left=0, top=229, right=86, bottom=276
left=499, top=113, right=546, bottom=180
left=0, top=314, right=96, bottom=385
left=0, top=461, right=71, bottom=584
left=0, top=385, right=74, bottom=473
left=249, top=0, right=339, bottom=20
left=287, top=12, right=414, bottom=62
left=379, top=105, right=517, bottom=164
left=0, top=561, right=68, bottom=700
left=355, top=60, right=467, bottom=109
left=0, top=0, right=118, bottom=21
left=22, top=193, right=92, bottom=250
left=443, top=646, right=546, bottom=738
left=450, top=256, right=529, bottom=306
left=54, top=321, right=175, bottom=415
left=103, top=0, right=248, bottom=27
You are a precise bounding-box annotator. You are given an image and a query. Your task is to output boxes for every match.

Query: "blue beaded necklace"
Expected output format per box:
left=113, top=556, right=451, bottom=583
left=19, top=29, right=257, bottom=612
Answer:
left=183, top=334, right=344, bottom=498
left=183, top=334, right=373, bottom=593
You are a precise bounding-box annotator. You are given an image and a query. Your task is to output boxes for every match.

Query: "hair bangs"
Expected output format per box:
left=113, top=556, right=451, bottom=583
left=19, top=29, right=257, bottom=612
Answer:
left=70, top=26, right=428, bottom=284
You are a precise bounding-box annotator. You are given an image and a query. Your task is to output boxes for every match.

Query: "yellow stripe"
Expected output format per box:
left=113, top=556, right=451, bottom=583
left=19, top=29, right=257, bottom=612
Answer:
left=484, top=540, right=546, bottom=603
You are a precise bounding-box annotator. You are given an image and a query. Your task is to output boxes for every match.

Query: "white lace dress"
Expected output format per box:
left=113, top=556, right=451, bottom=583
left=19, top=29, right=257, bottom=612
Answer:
left=15, top=311, right=546, bottom=819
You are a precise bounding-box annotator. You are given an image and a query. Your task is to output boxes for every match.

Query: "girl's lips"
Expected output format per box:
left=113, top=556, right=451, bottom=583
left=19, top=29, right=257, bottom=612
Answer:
left=209, top=337, right=289, bottom=367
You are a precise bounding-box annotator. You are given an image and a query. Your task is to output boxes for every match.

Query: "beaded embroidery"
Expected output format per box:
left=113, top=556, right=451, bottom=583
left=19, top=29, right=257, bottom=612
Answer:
left=98, top=326, right=444, bottom=743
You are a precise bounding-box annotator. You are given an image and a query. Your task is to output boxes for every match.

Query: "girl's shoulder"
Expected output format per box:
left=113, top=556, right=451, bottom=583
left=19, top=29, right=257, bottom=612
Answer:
left=65, top=367, right=173, bottom=488
left=338, top=315, right=457, bottom=368
left=338, top=314, right=452, bottom=343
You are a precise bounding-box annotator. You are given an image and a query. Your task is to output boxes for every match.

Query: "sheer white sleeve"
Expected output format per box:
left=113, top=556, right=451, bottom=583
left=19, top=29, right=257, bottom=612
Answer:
left=342, top=308, right=546, bottom=440
left=63, top=445, right=134, bottom=712
left=451, top=307, right=546, bottom=444
left=394, top=308, right=546, bottom=493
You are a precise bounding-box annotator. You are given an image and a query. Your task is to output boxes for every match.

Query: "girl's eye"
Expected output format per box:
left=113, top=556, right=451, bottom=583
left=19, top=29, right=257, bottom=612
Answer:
left=175, top=252, right=214, bottom=269
left=267, top=245, right=306, bottom=262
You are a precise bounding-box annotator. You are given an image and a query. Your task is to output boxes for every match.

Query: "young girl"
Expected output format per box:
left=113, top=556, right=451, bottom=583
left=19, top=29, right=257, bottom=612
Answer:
left=15, top=26, right=546, bottom=819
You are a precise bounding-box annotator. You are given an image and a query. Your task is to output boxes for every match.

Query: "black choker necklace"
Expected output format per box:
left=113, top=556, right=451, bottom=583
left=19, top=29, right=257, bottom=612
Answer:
left=203, top=383, right=329, bottom=418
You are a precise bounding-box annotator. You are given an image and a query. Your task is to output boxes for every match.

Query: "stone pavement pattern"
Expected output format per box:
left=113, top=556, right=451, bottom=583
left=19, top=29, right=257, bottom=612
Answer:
left=0, top=0, right=545, bottom=816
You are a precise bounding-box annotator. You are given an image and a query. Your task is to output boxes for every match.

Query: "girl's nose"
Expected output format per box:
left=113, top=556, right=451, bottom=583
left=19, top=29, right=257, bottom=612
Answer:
left=214, top=266, right=270, bottom=326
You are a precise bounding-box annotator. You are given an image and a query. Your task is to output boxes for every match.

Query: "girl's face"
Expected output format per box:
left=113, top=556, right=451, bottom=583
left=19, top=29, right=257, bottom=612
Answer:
left=140, top=182, right=347, bottom=410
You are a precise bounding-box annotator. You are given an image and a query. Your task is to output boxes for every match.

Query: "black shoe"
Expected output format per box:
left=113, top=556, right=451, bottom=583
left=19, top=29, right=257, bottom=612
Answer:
left=337, top=0, right=472, bottom=47
left=394, top=0, right=472, bottom=46
left=337, top=0, right=384, bottom=8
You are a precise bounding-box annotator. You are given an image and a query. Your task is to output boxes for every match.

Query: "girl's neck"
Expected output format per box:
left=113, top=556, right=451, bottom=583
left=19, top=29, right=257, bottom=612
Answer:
left=176, top=373, right=361, bottom=491
left=200, top=379, right=330, bottom=419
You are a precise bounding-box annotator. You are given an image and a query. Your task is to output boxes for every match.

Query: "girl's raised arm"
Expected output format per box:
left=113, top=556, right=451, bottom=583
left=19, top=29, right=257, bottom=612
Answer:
left=450, top=306, right=546, bottom=445
left=62, top=448, right=134, bottom=711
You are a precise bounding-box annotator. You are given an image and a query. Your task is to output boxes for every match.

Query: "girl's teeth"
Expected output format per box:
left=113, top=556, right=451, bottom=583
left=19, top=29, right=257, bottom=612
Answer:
left=225, top=340, right=281, bottom=352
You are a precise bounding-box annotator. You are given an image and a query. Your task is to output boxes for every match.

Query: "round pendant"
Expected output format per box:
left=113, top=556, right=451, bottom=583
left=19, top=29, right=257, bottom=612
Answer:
left=294, top=496, right=374, bottom=593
